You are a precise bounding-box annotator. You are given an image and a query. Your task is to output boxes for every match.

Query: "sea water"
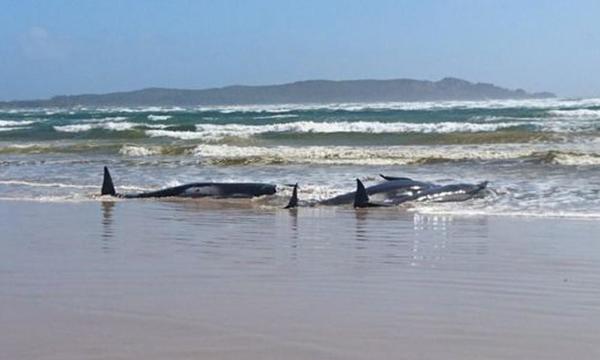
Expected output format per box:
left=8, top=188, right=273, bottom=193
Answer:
left=1, top=98, right=599, bottom=217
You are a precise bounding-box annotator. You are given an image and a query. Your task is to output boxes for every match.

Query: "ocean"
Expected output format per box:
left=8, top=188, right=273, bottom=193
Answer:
left=1, top=98, right=599, bottom=217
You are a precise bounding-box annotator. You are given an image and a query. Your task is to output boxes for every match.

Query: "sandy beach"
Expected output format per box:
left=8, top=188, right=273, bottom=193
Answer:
left=2, top=200, right=599, bottom=359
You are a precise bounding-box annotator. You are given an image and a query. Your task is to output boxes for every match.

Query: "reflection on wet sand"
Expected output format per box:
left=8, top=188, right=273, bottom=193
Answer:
left=353, top=209, right=370, bottom=244
left=4, top=201, right=600, bottom=359
left=101, top=201, right=115, bottom=245
left=129, top=200, right=493, bottom=269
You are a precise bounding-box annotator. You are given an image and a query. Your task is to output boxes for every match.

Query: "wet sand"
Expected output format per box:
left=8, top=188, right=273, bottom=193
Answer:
left=2, top=200, right=600, bottom=359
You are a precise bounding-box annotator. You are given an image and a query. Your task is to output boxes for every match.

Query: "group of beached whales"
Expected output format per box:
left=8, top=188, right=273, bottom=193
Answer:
left=101, top=167, right=489, bottom=208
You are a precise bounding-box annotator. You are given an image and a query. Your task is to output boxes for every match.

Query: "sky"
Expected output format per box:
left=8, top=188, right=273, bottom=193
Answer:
left=1, top=0, right=600, bottom=100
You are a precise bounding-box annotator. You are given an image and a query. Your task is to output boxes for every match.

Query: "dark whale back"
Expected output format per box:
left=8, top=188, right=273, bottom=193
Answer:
left=101, top=167, right=276, bottom=199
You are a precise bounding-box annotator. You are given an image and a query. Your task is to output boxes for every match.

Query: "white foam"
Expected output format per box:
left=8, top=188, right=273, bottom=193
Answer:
left=54, top=122, right=137, bottom=132
left=0, top=120, right=37, bottom=127
left=0, top=180, right=98, bottom=189
left=468, top=115, right=539, bottom=122
left=412, top=204, right=600, bottom=219
left=146, top=129, right=205, bottom=139
left=146, top=121, right=529, bottom=140
left=0, top=179, right=149, bottom=192
left=0, top=143, right=40, bottom=149
left=253, top=114, right=300, bottom=120
left=0, top=127, right=30, bottom=132
left=93, top=116, right=129, bottom=122
left=54, top=124, right=94, bottom=132
left=141, top=124, right=170, bottom=129
left=188, top=98, right=600, bottom=113
left=469, top=115, right=599, bottom=132
left=91, top=118, right=600, bottom=138
left=95, top=106, right=184, bottom=113
left=548, top=109, right=600, bottom=119
left=548, top=152, right=600, bottom=165
left=6, top=97, right=600, bottom=118
left=119, top=145, right=161, bottom=156
left=6, top=97, right=593, bottom=115
left=0, top=195, right=96, bottom=203
left=147, top=114, right=172, bottom=121
left=188, top=143, right=600, bottom=166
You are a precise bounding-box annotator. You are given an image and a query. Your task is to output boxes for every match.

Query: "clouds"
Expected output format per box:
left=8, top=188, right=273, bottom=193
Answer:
left=20, top=26, right=66, bottom=61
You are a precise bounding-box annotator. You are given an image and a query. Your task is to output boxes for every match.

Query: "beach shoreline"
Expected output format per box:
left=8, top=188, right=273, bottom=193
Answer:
left=2, top=200, right=600, bottom=359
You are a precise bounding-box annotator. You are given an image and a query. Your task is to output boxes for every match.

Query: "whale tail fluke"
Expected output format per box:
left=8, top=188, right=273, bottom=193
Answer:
left=101, top=166, right=117, bottom=196
left=284, top=183, right=298, bottom=209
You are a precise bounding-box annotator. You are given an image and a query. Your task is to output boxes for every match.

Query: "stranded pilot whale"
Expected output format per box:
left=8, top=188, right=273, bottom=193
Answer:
left=316, top=174, right=435, bottom=206
left=283, top=175, right=489, bottom=209
left=352, top=178, right=489, bottom=208
left=100, top=167, right=277, bottom=199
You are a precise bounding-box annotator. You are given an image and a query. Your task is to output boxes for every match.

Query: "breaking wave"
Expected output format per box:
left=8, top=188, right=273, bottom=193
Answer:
left=82, top=116, right=129, bottom=122
left=2, top=141, right=599, bottom=166
left=54, top=122, right=138, bottom=132
left=53, top=122, right=170, bottom=133
left=0, top=127, right=31, bottom=132
left=253, top=114, right=300, bottom=120
left=145, top=129, right=205, bottom=140
left=548, top=109, right=600, bottom=119
left=119, top=145, right=162, bottom=156
left=0, top=120, right=38, bottom=127
left=187, top=144, right=600, bottom=166
left=143, top=121, right=531, bottom=141
left=147, top=114, right=172, bottom=121
left=3, top=97, right=600, bottom=114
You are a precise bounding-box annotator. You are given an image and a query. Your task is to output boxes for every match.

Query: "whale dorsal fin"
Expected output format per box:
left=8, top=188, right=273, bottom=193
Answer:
left=476, top=181, right=489, bottom=191
left=101, top=166, right=116, bottom=196
left=284, top=183, right=298, bottom=209
left=380, top=174, right=413, bottom=181
left=353, top=179, right=370, bottom=208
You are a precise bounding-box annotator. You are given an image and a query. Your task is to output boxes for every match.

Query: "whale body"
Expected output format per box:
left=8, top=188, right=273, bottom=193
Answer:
left=285, top=175, right=489, bottom=209
left=101, top=167, right=276, bottom=199
left=319, top=175, right=435, bottom=206
left=353, top=178, right=489, bottom=208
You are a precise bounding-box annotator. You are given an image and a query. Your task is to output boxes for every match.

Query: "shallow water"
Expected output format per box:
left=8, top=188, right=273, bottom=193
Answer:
left=2, top=201, right=600, bottom=359
left=1, top=99, right=600, bottom=217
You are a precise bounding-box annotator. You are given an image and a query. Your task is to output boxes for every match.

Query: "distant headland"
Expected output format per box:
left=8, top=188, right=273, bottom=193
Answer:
left=1, top=77, right=555, bottom=107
